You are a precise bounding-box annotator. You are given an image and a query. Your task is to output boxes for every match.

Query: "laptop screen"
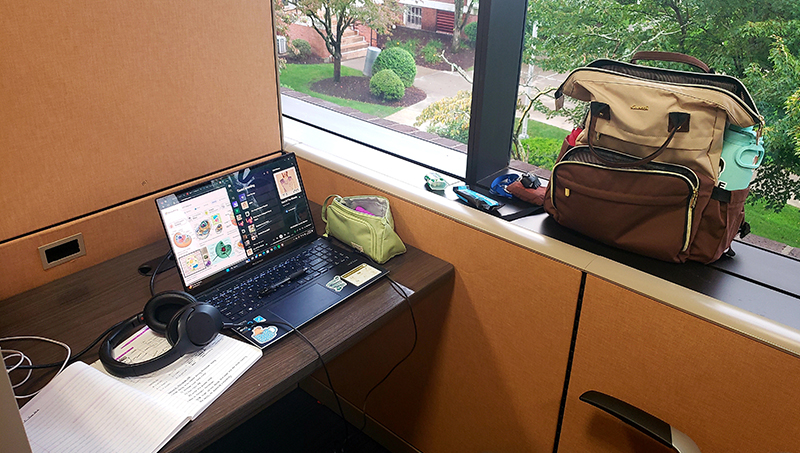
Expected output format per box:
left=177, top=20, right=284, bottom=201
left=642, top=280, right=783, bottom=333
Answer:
left=155, top=153, right=316, bottom=292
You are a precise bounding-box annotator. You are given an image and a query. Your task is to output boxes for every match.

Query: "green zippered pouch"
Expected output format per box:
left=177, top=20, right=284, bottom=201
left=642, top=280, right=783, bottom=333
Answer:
left=321, top=195, right=406, bottom=264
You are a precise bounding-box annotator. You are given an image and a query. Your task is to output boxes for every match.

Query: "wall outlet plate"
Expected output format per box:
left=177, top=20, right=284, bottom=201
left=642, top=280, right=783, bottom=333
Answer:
left=38, top=233, right=86, bottom=270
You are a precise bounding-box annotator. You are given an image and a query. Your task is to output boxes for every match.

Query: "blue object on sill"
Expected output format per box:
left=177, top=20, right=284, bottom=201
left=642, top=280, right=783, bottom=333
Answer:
left=490, top=174, right=520, bottom=199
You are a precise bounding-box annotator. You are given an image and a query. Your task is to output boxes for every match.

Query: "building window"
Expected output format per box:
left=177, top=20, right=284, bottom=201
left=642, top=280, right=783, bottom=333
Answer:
left=404, top=6, right=422, bottom=29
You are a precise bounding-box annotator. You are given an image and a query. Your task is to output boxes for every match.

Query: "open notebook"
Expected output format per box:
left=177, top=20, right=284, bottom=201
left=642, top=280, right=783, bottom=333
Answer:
left=19, top=332, right=260, bottom=453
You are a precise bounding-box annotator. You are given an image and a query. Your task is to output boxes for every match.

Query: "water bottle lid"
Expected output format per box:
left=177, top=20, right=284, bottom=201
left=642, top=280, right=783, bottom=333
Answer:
left=724, top=124, right=759, bottom=146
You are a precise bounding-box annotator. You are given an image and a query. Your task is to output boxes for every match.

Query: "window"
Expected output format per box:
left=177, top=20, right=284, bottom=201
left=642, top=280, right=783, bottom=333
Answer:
left=277, top=0, right=800, bottom=274
left=404, top=6, right=421, bottom=29
left=517, top=0, right=800, bottom=254
left=277, top=0, right=480, bottom=180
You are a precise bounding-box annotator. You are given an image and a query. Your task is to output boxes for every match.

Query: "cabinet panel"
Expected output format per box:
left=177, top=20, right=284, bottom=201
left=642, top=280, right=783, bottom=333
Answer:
left=1, top=1, right=281, bottom=241
left=300, top=160, right=583, bottom=452
left=559, top=275, right=800, bottom=452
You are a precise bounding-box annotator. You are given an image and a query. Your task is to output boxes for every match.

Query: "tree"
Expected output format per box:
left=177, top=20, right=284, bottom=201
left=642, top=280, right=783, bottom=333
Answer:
left=283, top=0, right=403, bottom=82
left=451, top=0, right=477, bottom=52
left=524, top=0, right=800, bottom=210
left=744, top=34, right=800, bottom=212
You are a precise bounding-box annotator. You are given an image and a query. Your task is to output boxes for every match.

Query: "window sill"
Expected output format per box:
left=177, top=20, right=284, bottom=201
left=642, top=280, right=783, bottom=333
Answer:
left=281, top=94, right=800, bottom=358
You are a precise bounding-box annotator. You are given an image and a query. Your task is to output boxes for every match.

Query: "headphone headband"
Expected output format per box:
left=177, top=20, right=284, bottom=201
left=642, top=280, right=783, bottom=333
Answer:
left=99, top=313, right=185, bottom=377
left=99, top=292, right=224, bottom=377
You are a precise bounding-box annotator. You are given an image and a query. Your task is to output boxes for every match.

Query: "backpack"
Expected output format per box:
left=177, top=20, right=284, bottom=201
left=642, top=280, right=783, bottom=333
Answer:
left=543, top=52, right=763, bottom=263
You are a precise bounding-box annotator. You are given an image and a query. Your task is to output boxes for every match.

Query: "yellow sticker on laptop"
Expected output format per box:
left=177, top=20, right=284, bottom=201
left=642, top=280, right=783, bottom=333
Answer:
left=342, top=263, right=381, bottom=286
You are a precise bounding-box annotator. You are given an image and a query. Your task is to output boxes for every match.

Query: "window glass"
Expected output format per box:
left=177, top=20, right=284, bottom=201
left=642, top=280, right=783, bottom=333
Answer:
left=274, top=0, right=799, bottom=255
left=275, top=0, right=478, bottom=179
left=404, top=6, right=422, bottom=29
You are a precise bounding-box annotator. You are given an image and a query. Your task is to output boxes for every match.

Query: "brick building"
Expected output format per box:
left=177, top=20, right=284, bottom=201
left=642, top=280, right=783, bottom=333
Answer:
left=398, top=0, right=477, bottom=34
left=281, top=1, right=476, bottom=60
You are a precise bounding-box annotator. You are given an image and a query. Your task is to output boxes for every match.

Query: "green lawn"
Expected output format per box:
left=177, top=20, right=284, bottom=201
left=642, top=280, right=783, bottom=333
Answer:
left=280, top=64, right=402, bottom=118
left=525, top=119, right=570, bottom=140
left=745, top=201, right=800, bottom=248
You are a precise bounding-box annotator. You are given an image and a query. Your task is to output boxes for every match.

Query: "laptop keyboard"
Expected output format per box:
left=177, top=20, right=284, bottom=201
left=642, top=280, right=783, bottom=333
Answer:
left=202, top=241, right=351, bottom=321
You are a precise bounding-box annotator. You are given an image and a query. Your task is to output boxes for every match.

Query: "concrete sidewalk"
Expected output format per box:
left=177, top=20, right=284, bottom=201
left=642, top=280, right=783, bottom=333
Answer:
left=343, top=57, right=572, bottom=131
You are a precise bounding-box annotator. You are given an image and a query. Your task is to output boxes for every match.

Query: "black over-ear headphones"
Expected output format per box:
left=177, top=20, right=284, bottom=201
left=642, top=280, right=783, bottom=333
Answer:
left=99, top=291, right=226, bottom=377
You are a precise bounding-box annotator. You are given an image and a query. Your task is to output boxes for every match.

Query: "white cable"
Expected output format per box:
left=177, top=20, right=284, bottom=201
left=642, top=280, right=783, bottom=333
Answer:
left=2, top=349, right=26, bottom=371
left=1, top=336, right=72, bottom=399
left=1, top=350, right=33, bottom=389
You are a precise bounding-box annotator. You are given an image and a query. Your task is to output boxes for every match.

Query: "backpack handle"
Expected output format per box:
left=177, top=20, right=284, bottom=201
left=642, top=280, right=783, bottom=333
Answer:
left=585, top=102, right=690, bottom=168
left=631, top=51, right=713, bottom=74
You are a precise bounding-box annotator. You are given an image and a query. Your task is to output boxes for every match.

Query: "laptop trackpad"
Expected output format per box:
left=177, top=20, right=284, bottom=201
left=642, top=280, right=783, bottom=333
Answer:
left=268, top=283, right=340, bottom=327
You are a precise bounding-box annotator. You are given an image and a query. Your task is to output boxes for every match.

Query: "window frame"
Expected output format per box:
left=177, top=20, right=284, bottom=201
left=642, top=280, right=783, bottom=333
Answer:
left=404, top=6, right=422, bottom=29
left=465, top=0, right=527, bottom=187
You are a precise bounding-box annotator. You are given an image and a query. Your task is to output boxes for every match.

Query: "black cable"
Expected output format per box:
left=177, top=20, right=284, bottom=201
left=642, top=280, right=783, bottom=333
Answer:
left=356, top=276, right=418, bottom=434
left=12, top=318, right=128, bottom=370
left=150, top=251, right=173, bottom=297
left=262, top=314, right=350, bottom=452
left=334, top=244, right=420, bottom=438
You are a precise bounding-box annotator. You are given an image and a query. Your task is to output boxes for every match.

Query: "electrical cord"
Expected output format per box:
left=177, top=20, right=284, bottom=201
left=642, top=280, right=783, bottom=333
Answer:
left=150, top=251, right=174, bottom=297
left=260, top=313, right=350, bottom=453
left=333, top=240, right=420, bottom=440
left=3, top=350, right=31, bottom=389
left=2, top=336, right=72, bottom=399
left=12, top=318, right=128, bottom=371
left=355, top=276, right=417, bottom=435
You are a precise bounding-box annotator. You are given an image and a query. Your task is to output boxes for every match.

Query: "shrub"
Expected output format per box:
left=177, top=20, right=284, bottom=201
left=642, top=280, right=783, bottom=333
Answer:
left=464, top=22, right=478, bottom=47
left=373, top=47, right=417, bottom=87
left=291, top=39, right=312, bottom=58
left=414, top=91, right=472, bottom=144
left=519, top=136, right=562, bottom=170
left=421, top=40, right=444, bottom=64
left=370, top=69, right=405, bottom=101
left=385, top=38, right=419, bottom=57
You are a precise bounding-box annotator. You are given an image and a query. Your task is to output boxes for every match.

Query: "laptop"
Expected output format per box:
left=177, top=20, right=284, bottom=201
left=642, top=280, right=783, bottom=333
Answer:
left=155, top=152, right=388, bottom=348
left=1, top=365, right=31, bottom=453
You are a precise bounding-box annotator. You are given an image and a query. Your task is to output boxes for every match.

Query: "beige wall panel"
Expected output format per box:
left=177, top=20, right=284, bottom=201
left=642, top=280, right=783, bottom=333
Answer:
left=299, top=159, right=582, bottom=452
left=0, top=154, right=281, bottom=300
left=559, top=275, right=800, bottom=452
left=1, top=1, right=281, bottom=241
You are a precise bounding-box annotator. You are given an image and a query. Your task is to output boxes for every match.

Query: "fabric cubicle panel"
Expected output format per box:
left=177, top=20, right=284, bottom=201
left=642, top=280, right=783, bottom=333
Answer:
left=1, top=1, right=281, bottom=241
left=0, top=1, right=282, bottom=297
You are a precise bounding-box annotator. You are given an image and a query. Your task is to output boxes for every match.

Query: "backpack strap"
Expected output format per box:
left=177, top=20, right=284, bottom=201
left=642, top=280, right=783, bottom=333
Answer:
left=631, top=51, right=713, bottom=73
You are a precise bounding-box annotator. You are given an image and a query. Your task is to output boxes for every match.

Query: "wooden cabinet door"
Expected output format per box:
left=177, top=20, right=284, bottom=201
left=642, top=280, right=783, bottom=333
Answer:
left=559, top=275, right=800, bottom=452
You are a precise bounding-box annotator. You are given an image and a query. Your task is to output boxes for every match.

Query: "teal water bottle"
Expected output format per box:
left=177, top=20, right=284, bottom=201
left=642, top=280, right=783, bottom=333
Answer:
left=717, top=125, right=764, bottom=191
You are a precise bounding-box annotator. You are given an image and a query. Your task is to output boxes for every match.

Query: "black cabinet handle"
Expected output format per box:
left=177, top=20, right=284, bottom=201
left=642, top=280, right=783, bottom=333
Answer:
left=580, top=390, right=702, bottom=453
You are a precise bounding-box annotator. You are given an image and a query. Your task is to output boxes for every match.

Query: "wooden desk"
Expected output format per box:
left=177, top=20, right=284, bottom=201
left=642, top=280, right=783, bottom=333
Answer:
left=1, top=211, right=454, bottom=453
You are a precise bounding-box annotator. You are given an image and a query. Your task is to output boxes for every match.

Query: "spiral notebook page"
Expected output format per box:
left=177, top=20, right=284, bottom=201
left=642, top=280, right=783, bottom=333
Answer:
left=20, top=361, right=190, bottom=453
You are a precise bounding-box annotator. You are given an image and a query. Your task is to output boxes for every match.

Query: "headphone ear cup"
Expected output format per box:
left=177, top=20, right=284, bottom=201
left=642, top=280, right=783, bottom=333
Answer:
left=165, top=303, right=224, bottom=349
left=143, top=290, right=198, bottom=335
